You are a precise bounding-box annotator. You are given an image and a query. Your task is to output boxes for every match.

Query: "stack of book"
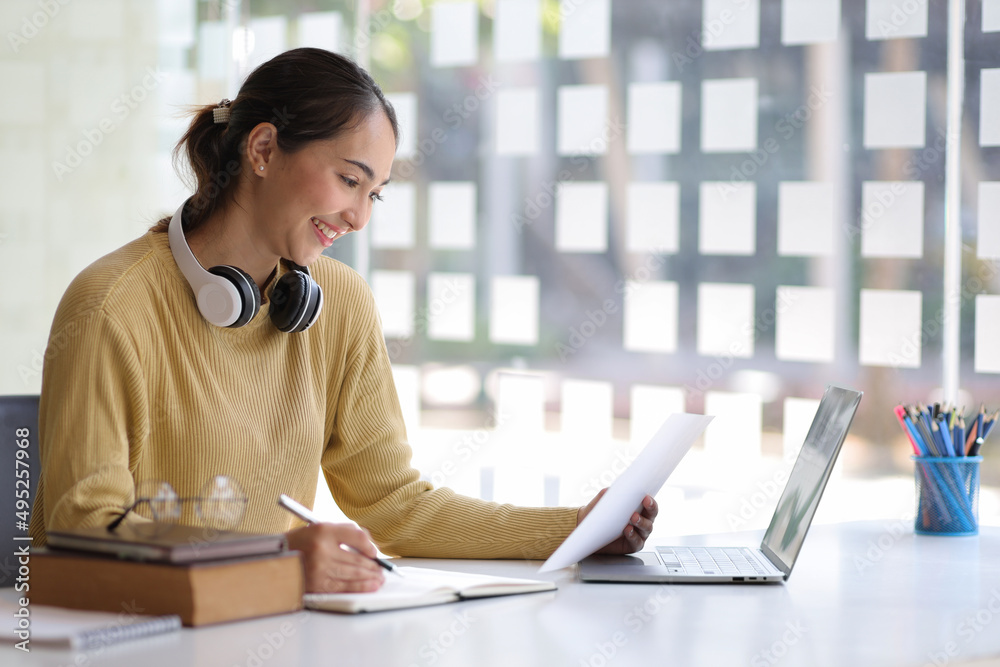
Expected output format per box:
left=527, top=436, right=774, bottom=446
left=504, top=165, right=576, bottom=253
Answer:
left=33, top=524, right=303, bottom=627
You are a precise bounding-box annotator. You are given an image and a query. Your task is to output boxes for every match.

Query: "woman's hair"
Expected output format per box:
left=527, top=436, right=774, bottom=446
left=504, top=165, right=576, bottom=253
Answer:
left=152, top=47, right=398, bottom=232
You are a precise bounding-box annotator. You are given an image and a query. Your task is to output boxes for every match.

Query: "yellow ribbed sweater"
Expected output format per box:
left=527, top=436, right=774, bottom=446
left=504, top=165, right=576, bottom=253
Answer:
left=28, top=229, right=577, bottom=558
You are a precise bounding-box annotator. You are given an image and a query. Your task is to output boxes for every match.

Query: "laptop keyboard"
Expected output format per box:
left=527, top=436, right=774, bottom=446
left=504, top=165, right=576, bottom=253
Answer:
left=656, top=547, right=770, bottom=576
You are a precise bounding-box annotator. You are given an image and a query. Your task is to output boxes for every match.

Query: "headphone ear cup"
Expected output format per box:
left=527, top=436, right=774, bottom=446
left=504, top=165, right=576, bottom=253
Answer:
left=270, top=271, right=307, bottom=333
left=207, top=265, right=260, bottom=328
left=298, top=274, right=323, bottom=332
left=270, top=269, right=322, bottom=333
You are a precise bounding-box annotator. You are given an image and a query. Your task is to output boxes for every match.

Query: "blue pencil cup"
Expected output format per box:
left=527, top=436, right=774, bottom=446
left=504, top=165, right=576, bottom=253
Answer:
left=912, top=456, right=982, bottom=536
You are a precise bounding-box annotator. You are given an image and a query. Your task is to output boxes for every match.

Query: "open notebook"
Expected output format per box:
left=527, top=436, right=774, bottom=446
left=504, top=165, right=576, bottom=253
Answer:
left=304, top=567, right=556, bottom=614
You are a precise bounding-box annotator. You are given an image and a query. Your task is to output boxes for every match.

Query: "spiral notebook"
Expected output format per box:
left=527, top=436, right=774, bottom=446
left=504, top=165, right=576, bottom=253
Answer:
left=1, top=594, right=181, bottom=650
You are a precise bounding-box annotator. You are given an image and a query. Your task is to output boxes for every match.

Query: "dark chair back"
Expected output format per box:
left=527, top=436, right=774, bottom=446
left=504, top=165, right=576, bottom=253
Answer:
left=0, top=395, right=40, bottom=587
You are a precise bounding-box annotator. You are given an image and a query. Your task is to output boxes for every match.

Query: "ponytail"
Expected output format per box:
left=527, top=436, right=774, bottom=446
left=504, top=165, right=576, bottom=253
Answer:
left=151, top=48, right=399, bottom=233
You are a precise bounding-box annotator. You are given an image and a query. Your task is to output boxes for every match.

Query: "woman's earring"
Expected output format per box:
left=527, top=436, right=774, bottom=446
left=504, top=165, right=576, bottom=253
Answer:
left=259, top=166, right=264, bottom=171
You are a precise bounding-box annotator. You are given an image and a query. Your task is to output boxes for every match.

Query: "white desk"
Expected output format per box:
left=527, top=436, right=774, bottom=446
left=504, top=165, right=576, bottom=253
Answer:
left=4, top=521, right=1000, bottom=667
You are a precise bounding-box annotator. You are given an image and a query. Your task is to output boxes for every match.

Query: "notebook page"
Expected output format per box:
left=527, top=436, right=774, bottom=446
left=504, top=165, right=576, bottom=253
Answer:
left=303, top=567, right=555, bottom=612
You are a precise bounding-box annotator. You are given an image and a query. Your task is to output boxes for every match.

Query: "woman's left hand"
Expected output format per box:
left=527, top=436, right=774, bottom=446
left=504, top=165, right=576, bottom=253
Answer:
left=577, top=488, right=658, bottom=555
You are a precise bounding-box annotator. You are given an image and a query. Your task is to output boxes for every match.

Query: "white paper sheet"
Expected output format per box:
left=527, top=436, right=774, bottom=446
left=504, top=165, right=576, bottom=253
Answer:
left=696, top=282, right=755, bottom=358
left=987, top=0, right=1000, bottom=31
left=703, top=0, right=760, bottom=50
left=982, top=70, right=1000, bottom=146
left=978, top=182, right=1000, bottom=258
left=701, top=78, right=758, bottom=153
left=558, top=0, right=610, bottom=59
left=496, top=87, right=539, bottom=155
left=781, top=0, right=839, bottom=44
left=777, top=181, right=834, bottom=257
left=539, top=412, right=713, bottom=573
left=431, top=2, right=478, bottom=67
left=975, top=295, right=1000, bottom=373
left=495, top=0, right=541, bottom=62
left=622, top=280, right=678, bottom=353
left=863, top=71, right=926, bottom=149
left=866, top=0, right=927, bottom=40
left=775, top=286, right=835, bottom=363
left=860, top=181, right=924, bottom=258
left=489, top=275, right=539, bottom=345
left=298, top=12, right=342, bottom=51
left=371, top=270, right=414, bottom=338
left=427, top=273, right=476, bottom=341
left=858, top=288, right=922, bottom=368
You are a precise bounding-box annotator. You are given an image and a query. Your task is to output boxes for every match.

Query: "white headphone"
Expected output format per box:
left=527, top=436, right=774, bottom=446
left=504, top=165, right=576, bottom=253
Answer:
left=167, top=201, right=323, bottom=331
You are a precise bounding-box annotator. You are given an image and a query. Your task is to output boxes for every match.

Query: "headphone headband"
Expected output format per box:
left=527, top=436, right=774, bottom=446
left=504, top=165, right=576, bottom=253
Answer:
left=168, top=202, right=252, bottom=327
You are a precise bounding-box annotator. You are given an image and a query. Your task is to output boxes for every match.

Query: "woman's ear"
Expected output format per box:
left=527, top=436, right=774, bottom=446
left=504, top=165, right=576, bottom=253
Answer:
left=245, top=122, right=278, bottom=173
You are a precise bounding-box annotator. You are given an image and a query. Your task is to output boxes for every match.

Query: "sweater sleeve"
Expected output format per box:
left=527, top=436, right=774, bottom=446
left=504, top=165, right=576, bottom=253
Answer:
left=320, top=286, right=578, bottom=560
left=31, top=306, right=148, bottom=542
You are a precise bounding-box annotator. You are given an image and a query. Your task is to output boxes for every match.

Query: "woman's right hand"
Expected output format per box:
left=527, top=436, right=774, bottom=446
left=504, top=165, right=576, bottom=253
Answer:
left=286, top=522, right=386, bottom=593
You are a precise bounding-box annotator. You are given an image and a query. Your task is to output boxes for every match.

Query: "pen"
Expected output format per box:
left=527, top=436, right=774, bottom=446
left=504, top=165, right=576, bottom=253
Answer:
left=935, top=418, right=956, bottom=457
left=965, top=418, right=978, bottom=455
left=910, top=407, right=939, bottom=456
left=277, top=494, right=403, bottom=577
left=971, top=414, right=995, bottom=456
left=895, top=406, right=924, bottom=456
left=955, top=415, right=965, bottom=457
left=970, top=437, right=985, bottom=457
left=977, top=406, right=985, bottom=452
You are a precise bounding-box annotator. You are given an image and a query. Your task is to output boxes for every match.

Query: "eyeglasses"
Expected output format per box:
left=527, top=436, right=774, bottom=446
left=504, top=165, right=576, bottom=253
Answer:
left=107, top=475, right=247, bottom=533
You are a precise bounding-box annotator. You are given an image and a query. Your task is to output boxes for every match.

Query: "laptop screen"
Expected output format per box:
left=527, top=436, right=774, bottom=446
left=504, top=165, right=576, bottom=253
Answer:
left=760, top=385, right=862, bottom=578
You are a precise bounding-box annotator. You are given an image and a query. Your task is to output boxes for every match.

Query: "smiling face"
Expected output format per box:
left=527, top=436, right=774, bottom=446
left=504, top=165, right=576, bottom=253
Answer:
left=251, top=110, right=396, bottom=267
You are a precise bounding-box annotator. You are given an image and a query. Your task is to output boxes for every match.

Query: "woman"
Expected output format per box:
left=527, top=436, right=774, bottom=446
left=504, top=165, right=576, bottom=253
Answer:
left=29, top=48, right=657, bottom=592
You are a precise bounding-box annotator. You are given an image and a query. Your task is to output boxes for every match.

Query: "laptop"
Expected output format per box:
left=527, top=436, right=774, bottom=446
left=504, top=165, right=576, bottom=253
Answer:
left=579, top=385, right=862, bottom=584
